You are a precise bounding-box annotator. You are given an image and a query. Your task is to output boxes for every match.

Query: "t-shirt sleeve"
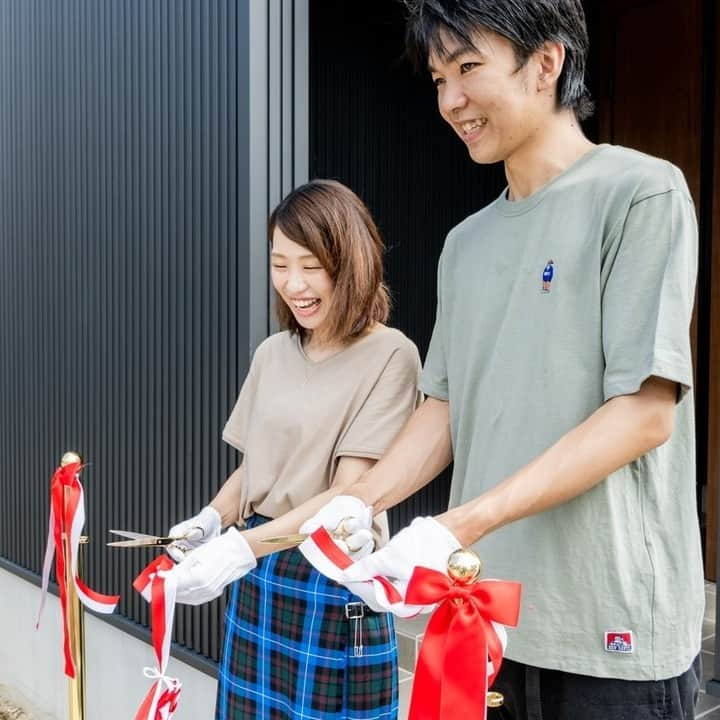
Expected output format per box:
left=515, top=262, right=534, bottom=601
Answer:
left=222, top=342, right=265, bottom=452
left=335, top=343, right=422, bottom=459
left=602, top=188, right=698, bottom=402
left=419, top=250, right=449, bottom=400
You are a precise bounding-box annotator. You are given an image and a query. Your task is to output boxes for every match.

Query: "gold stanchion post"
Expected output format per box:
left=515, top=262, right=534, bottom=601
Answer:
left=60, top=451, right=87, bottom=720
left=447, top=548, right=505, bottom=710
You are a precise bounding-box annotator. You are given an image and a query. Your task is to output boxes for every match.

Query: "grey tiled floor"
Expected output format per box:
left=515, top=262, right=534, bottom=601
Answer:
left=700, top=582, right=720, bottom=718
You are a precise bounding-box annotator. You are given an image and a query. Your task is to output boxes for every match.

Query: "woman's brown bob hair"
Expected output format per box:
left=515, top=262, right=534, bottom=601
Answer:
left=268, top=179, right=390, bottom=343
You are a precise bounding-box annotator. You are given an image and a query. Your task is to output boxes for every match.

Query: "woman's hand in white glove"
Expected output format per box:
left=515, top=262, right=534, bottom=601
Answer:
left=167, top=527, right=257, bottom=606
left=299, top=495, right=375, bottom=560
left=166, top=505, right=222, bottom=562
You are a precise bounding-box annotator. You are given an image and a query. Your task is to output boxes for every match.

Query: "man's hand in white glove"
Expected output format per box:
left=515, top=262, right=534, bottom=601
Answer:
left=167, top=527, right=257, bottom=606
left=166, top=505, right=222, bottom=562
left=300, top=495, right=375, bottom=560
left=339, top=517, right=461, bottom=616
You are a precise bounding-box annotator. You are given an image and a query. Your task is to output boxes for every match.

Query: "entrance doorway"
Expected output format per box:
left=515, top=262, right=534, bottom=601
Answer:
left=308, top=1, right=720, bottom=572
left=587, top=0, right=718, bottom=578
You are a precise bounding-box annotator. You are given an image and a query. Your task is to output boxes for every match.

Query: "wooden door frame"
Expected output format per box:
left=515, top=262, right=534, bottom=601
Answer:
left=592, top=0, right=720, bottom=579
left=705, top=0, right=720, bottom=580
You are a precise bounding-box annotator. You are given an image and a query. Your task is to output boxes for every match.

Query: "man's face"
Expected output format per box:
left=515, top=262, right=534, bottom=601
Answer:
left=428, top=30, right=546, bottom=164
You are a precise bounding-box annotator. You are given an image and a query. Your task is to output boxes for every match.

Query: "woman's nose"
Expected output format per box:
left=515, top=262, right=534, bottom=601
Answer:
left=285, top=268, right=308, bottom=294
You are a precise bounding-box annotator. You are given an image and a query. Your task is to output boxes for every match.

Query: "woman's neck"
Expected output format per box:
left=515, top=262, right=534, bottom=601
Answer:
left=303, top=322, right=381, bottom=362
left=303, top=332, right=344, bottom=362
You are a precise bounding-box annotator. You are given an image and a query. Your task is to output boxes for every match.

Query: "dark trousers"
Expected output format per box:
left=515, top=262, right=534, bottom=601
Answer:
left=489, top=655, right=701, bottom=720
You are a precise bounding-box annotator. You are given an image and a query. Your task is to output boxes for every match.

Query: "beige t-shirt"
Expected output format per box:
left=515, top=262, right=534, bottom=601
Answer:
left=222, top=326, right=422, bottom=543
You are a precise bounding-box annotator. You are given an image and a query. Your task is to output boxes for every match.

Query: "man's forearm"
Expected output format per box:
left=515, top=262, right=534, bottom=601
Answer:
left=351, top=397, right=454, bottom=513
left=440, top=376, right=677, bottom=545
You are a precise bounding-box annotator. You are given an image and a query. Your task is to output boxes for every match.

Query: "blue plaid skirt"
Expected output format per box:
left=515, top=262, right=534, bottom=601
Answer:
left=215, top=515, right=399, bottom=720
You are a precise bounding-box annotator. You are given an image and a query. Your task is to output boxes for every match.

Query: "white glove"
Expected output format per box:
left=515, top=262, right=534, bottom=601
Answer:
left=166, top=527, right=257, bottom=606
left=300, top=495, right=375, bottom=560
left=326, top=518, right=508, bottom=673
left=341, top=517, right=461, bottom=616
left=166, top=505, right=222, bottom=562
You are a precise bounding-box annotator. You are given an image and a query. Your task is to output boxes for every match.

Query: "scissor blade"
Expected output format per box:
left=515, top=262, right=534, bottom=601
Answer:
left=258, top=534, right=309, bottom=545
left=108, top=530, right=155, bottom=540
left=107, top=537, right=173, bottom=548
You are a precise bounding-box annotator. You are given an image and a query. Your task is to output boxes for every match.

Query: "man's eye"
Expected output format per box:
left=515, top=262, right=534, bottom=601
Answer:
left=460, top=62, right=479, bottom=73
left=272, top=264, right=286, bottom=269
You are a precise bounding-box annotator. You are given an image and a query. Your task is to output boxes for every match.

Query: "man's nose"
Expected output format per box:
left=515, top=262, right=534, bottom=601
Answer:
left=439, top=79, right=468, bottom=117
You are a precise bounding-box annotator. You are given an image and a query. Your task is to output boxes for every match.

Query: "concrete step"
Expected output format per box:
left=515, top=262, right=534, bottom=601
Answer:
left=394, top=615, right=428, bottom=718
left=394, top=614, right=428, bottom=673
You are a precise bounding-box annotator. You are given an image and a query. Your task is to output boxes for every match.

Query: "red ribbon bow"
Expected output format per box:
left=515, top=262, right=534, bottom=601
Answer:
left=36, top=462, right=119, bottom=678
left=52, top=463, right=82, bottom=678
left=405, top=567, right=521, bottom=720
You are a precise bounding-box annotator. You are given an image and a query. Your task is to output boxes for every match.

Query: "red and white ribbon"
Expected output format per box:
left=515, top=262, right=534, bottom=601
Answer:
left=299, top=527, right=424, bottom=616
left=132, top=556, right=181, bottom=720
left=36, top=461, right=120, bottom=678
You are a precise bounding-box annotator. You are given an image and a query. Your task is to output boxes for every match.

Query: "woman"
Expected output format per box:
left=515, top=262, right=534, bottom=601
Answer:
left=166, top=179, right=422, bottom=720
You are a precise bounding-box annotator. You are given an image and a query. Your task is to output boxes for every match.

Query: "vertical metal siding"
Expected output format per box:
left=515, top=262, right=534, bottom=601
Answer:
left=0, top=0, right=252, bottom=664
left=258, top=0, right=308, bottom=336
left=308, top=1, right=507, bottom=531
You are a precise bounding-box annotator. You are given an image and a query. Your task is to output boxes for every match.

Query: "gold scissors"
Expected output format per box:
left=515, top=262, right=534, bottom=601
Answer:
left=107, top=529, right=191, bottom=549
left=259, top=517, right=354, bottom=549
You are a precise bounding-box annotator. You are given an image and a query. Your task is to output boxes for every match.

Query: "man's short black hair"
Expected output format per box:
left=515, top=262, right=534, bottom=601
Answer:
left=403, top=0, right=594, bottom=121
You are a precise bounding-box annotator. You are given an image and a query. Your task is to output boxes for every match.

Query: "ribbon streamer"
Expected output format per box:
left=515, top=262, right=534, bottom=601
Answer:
left=36, top=461, right=120, bottom=678
left=133, top=556, right=182, bottom=720
left=299, top=527, right=422, bottom=616
left=405, top=568, right=521, bottom=720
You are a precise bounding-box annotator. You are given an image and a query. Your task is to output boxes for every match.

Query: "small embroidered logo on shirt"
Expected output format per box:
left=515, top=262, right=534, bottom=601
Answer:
left=541, top=259, right=554, bottom=293
left=605, top=631, right=634, bottom=654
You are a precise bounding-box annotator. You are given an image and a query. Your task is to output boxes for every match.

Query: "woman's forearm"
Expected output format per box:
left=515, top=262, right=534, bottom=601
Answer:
left=242, top=455, right=376, bottom=558
left=210, top=464, right=245, bottom=527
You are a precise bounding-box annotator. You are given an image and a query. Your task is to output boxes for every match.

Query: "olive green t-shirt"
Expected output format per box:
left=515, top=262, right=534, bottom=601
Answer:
left=420, top=144, right=703, bottom=680
left=223, top=326, right=422, bottom=545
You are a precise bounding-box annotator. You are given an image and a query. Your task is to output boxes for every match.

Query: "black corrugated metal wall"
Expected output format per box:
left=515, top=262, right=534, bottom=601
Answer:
left=308, top=0, right=507, bottom=529
left=0, top=0, right=251, bottom=665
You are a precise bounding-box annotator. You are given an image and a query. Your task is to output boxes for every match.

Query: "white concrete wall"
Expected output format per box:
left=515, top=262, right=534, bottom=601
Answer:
left=0, top=567, right=217, bottom=719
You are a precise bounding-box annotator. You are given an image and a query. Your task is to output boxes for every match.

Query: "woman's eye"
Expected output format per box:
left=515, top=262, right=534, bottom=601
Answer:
left=432, top=77, right=445, bottom=88
left=304, top=266, right=323, bottom=270
left=460, top=62, right=479, bottom=73
left=272, top=264, right=286, bottom=270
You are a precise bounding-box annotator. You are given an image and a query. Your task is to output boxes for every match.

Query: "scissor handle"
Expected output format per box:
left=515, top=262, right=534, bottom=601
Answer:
left=332, top=517, right=355, bottom=542
left=166, top=527, right=202, bottom=557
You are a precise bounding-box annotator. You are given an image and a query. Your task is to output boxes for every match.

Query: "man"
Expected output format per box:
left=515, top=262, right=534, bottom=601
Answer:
left=302, top=1, right=703, bottom=718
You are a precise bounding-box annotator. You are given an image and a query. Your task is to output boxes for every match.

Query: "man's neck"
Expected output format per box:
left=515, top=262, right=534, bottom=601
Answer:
left=504, top=112, right=596, bottom=201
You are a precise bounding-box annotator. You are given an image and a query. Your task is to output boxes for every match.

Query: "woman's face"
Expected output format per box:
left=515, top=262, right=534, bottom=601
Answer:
left=271, top=228, right=335, bottom=335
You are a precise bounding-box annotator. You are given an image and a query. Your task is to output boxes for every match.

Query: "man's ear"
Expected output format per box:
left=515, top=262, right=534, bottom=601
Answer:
left=535, top=40, right=565, bottom=94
